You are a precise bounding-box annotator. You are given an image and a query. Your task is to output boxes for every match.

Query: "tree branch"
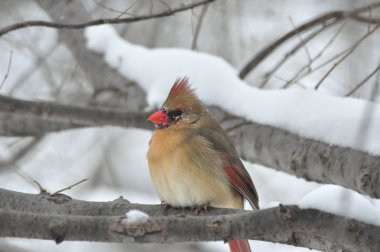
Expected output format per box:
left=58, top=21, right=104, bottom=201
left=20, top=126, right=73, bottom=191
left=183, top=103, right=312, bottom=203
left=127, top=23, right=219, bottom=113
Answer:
left=0, top=94, right=150, bottom=136
left=0, top=188, right=379, bottom=251
left=0, top=94, right=379, bottom=199
left=239, top=2, right=380, bottom=79
left=0, top=0, right=216, bottom=38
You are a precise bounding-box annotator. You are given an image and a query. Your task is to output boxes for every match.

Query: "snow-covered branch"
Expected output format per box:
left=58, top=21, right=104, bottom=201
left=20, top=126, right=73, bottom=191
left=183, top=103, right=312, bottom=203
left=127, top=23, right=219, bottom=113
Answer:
left=213, top=107, right=380, bottom=199
left=0, top=188, right=379, bottom=252
left=1, top=94, right=379, bottom=199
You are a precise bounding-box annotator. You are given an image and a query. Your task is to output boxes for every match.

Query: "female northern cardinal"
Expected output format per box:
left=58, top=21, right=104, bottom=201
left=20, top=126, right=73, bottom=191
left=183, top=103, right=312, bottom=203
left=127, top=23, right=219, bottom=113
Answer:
left=147, top=78, right=259, bottom=252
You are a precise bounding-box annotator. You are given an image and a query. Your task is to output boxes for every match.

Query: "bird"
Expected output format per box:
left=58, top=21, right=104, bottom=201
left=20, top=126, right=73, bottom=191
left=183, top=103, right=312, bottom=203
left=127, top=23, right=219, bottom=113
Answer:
left=147, top=77, right=259, bottom=252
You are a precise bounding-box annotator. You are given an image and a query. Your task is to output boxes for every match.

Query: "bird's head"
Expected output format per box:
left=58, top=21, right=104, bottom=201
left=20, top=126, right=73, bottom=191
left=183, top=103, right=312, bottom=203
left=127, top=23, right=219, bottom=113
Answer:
left=148, top=77, right=205, bottom=129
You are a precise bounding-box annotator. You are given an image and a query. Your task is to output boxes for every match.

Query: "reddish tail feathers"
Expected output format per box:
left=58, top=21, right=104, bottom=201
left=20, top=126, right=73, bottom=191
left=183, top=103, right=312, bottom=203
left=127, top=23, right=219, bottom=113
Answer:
left=229, top=240, right=251, bottom=252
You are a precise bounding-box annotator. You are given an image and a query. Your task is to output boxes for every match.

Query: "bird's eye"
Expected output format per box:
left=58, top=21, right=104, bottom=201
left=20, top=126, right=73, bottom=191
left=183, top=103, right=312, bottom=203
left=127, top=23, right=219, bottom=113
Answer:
left=168, top=109, right=182, bottom=121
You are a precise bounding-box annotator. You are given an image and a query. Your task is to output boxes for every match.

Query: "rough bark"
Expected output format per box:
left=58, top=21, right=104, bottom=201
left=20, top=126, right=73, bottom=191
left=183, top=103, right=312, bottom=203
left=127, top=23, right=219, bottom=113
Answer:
left=0, top=95, right=379, bottom=199
left=0, top=188, right=379, bottom=252
left=214, top=107, right=380, bottom=199
left=0, top=94, right=150, bottom=136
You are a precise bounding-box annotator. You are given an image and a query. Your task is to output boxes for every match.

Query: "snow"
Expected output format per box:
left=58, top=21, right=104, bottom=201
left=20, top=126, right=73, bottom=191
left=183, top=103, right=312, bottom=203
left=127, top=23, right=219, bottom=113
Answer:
left=298, top=184, right=380, bottom=226
left=85, top=24, right=380, bottom=155
left=1, top=3, right=380, bottom=252
left=245, top=163, right=380, bottom=227
left=122, top=210, right=150, bottom=225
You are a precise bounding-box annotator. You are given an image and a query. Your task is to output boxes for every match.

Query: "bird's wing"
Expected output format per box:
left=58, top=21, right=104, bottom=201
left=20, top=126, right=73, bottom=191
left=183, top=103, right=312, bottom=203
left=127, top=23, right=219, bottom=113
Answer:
left=198, top=118, right=259, bottom=210
left=224, top=163, right=259, bottom=210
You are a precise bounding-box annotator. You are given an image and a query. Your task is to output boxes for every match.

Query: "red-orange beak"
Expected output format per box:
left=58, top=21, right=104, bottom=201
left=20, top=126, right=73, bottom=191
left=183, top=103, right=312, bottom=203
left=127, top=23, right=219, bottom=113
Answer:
left=148, top=110, right=169, bottom=127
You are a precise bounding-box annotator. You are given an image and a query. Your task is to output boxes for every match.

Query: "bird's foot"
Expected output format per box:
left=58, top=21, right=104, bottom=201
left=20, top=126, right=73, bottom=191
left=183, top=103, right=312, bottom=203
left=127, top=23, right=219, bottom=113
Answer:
left=161, top=201, right=172, bottom=215
left=192, top=204, right=209, bottom=215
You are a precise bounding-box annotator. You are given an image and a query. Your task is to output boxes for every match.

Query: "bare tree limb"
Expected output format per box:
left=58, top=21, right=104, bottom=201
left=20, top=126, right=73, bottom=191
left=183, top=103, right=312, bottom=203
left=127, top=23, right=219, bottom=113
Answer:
left=0, top=93, right=379, bottom=199
left=0, top=94, right=150, bottom=136
left=0, top=0, right=216, bottom=38
left=239, top=2, right=380, bottom=79
left=0, top=188, right=378, bottom=251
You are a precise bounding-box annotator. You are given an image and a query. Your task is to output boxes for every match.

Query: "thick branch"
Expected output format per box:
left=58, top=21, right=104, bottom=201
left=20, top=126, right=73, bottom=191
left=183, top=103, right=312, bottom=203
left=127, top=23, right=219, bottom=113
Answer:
left=239, top=2, right=380, bottom=79
left=1, top=95, right=379, bottom=199
left=0, top=94, right=150, bottom=136
left=0, top=0, right=216, bottom=37
left=214, top=107, right=380, bottom=199
left=0, top=188, right=379, bottom=252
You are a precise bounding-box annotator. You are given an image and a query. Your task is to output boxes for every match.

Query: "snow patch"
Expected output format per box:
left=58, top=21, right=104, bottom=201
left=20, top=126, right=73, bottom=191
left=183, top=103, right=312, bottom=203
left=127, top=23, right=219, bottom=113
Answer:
left=84, top=25, right=380, bottom=155
left=122, top=210, right=150, bottom=225
left=298, top=184, right=380, bottom=226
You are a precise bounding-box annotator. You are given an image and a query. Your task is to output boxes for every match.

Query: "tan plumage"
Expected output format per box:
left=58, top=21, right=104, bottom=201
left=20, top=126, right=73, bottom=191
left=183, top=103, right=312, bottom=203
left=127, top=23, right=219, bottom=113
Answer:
left=147, top=78, right=258, bottom=252
left=148, top=113, right=244, bottom=209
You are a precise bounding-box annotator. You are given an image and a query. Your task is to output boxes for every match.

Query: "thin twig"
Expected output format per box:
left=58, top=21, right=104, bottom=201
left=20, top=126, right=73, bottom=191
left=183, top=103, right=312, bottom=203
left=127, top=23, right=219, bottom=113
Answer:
left=191, top=3, right=208, bottom=50
left=259, top=24, right=328, bottom=88
left=314, top=24, right=379, bottom=90
left=0, top=51, right=13, bottom=90
left=149, top=0, right=154, bottom=15
left=346, top=64, right=380, bottom=96
left=116, top=0, right=141, bottom=19
left=92, top=0, right=134, bottom=17
left=275, top=75, right=306, bottom=89
left=239, top=2, right=380, bottom=79
left=54, top=63, right=79, bottom=98
left=52, top=178, right=89, bottom=195
left=289, top=16, right=312, bottom=68
left=0, top=0, right=216, bottom=37
left=158, top=0, right=171, bottom=12
left=0, top=136, right=44, bottom=169
left=8, top=43, right=58, bottom=95
left=368, top=5, right=372, bottom=33
left=293, top=45, right=351, bottom=84
left=282, top=23, right=346, bottom=89
left=33, top=180, right=47, bottom=193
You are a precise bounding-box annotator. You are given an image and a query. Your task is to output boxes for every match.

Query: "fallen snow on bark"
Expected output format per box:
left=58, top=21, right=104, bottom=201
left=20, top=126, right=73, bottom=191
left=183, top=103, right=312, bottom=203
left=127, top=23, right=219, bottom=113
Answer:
left=122, top=210, right=150, bottom=225
left=85, top=25, right=380, bottom=155
left=297, top=184, right=380, bottom=226
left=246, top=163, right=380, bottom=226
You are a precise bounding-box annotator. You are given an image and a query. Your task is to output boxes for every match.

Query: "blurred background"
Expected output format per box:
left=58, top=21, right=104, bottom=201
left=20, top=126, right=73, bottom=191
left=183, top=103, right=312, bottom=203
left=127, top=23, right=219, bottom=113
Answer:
left=0, top=0, right=379, bottom=251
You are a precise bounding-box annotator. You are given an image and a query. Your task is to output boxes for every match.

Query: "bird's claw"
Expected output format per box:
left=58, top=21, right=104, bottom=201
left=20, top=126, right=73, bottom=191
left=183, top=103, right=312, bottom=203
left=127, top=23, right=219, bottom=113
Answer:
left=192, top=204, right=209, bottom=215
left=161, top=201, right=172, bottom=215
